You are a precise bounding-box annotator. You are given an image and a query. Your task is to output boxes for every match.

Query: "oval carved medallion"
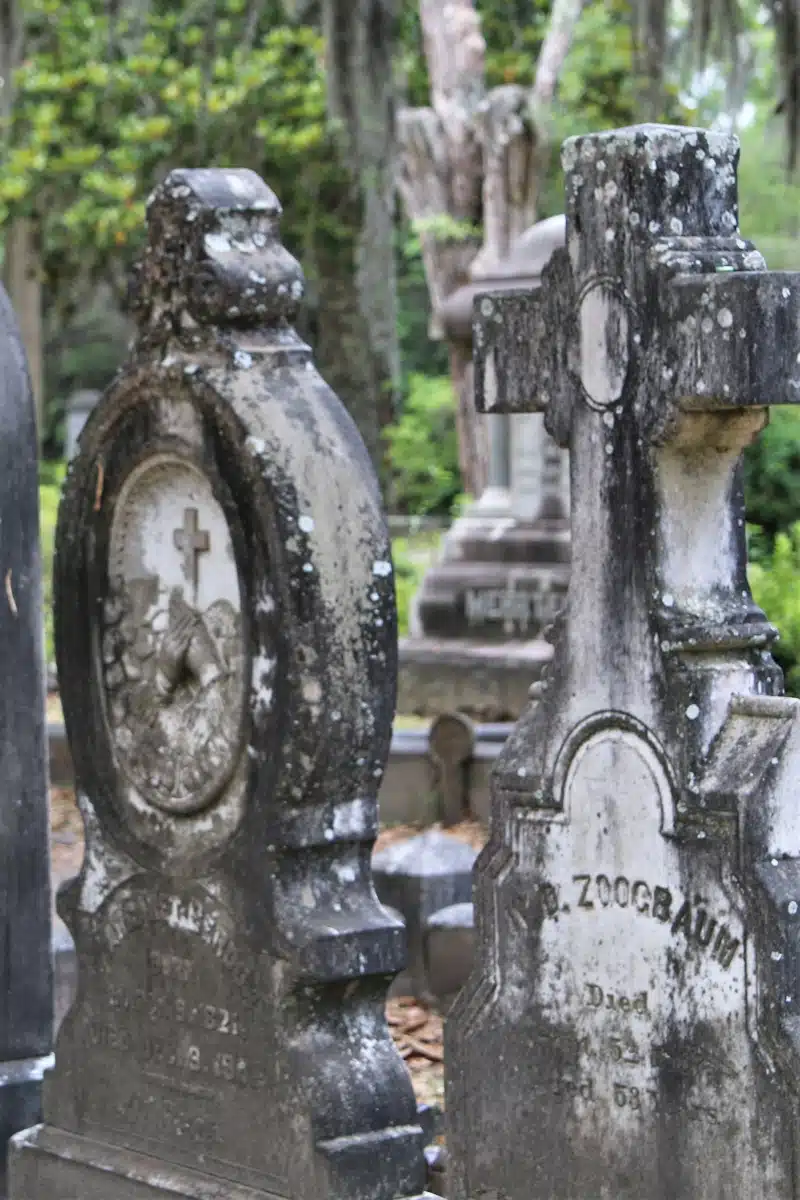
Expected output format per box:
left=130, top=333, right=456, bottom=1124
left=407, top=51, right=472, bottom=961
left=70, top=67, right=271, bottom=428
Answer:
left=103, top=455, right=246, bottom=816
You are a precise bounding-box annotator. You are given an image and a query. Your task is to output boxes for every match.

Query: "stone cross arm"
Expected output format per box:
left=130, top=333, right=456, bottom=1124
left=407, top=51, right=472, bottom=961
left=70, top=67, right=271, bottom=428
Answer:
left=472, top=124, right=800, bottom=437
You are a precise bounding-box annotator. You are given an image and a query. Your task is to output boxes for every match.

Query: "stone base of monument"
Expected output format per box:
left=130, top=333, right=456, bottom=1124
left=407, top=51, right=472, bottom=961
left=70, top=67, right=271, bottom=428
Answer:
left=10, top=1126, right=287, bottom=1199
left=398, top=637, right=551, bottom=721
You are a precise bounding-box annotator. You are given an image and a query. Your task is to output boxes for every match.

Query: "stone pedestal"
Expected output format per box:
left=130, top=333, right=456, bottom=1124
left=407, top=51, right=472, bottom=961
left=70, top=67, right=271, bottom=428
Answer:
left=399, top=216, right=569, bottom=721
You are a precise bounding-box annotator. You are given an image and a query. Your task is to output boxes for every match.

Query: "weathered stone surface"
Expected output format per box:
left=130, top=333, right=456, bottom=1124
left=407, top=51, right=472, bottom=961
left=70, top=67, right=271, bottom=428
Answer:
left=10, top=169, right=429, bottom=1200
left=448, top=124, right=800, bottom=1199
left=0, top=283, right=53, bottom=1195
left=428, top=712, right=475, bottom=826
left=373, top=832, right=476, bottom=999
left=398, top=636, right=551, bottom=721
left=423, top=903, right=475, bottom=1009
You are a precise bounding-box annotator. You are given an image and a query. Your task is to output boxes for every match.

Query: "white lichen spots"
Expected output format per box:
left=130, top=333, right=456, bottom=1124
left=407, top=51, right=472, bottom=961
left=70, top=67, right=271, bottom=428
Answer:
left=246, top=435, right=266, bottom=457
left=662, top=366, right=674, bottom=382
left=605, top=442, right=614, bottom=455
left=743, top=250, right=764, bottom=270
left=669, top=217, right=683, bottom=235
left=324, top=828, right=334, bottom=842
left=302, top=562, right=314, bottom=574
left=302, top=679, right=323, bottom=705
left=517, top=767, right=527, bottom=778
left=291, top=279, right=303, bottom=300
left=721, top=211, right=737, bottom=231
left=480, top=297, right=494, bottom=317
left=233, top=349, right=253, bottom=369
left=602, top=411, right=614, bottom=428
left=184, top=363, right=200, bottom=376
left=789, top=901, right=799, bottom=916
left=662, top=593, right=675, bottom=608
left=783, top=287, right=792, bottom=300
left=205, top=232, right=231, bottom=255
left=561, top=141, right=578, bottom=171
left=633, top=333, right=641, bottom=345
left=648, top=220, right=661, bottom=234
left=251, top=653, right=276, bottom=717
left=604, top=228, right=616, bottom=243
left=596, top=159, right=606, bottom=173
left=333, top=861, right=357, bottom=885
left=629, top=211, right=641, bottom=228
left=248, top=270, right=267, bottom=285
left=701, top=317, right=714, bottom=335
left=772, top=951, right=784, bottom=962
left=372, top=560, right=392, bottom=578
left=370, top=591, right=379, bottom=602
left=739, top=329, right=747, bottom=339
left=695, top=148, right=706, bottom=161
left=375, top=617, right=384, bottom=627
left=685, top=703, right=700, bottom=721
left=696, top=379, right=706, bottom=393
left=717, top=308, right=733, bottom=329
left=665, top=170, right=680, bottom=188
left=604, top=180, right=618, bottom=202
left=331, top=710, right=342, bottom=722
left=580, top=140, right=597, bottom=162
left=253, top=232, right=267, bottom=249
left=373, top=767, right=383, bottom=779
left=723, top=385, right=731, bottom=396
left=298, top=515, right=315, bottom=533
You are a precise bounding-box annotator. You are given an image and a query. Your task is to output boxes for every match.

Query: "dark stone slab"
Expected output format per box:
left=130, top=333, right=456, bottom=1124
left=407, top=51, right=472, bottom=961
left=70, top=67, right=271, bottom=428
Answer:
left=0, top=283, right=52, bottom=1193
left=372, top=831, right=476, bottom=999
left=447, top=123, right=800, bottom=1200
left=10, top=170, right=431, bottom=1200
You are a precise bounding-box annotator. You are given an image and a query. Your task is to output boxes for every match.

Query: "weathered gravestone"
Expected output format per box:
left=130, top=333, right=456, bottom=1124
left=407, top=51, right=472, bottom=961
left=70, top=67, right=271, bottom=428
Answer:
left=10, top=169, right=430, bottom=1200
left=398, top=216, right=570, bottom=722
left=447, top=122, right=800, bottom=1199
left=0, top=285, right=52, bottom=1192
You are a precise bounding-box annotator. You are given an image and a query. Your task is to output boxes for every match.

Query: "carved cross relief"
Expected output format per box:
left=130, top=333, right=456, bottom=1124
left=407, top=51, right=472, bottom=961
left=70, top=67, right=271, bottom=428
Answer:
left=173, top=506, right=210, bottom=598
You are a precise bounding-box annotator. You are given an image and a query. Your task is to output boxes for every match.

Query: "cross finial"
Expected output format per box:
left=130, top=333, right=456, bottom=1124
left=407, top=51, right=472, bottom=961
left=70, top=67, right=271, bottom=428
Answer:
left=173, top=507, right=210, bottom=597
left=470, top=123, right=800, bottom=795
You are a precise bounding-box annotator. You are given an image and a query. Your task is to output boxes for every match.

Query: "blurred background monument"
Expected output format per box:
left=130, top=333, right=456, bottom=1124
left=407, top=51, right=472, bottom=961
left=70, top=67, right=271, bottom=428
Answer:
left=398, top=214, right=570, bottom=720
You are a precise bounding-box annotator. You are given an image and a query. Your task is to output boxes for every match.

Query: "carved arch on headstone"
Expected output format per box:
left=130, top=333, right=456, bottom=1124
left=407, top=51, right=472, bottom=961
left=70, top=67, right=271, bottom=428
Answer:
left=551, top=710, right=678, bottom=835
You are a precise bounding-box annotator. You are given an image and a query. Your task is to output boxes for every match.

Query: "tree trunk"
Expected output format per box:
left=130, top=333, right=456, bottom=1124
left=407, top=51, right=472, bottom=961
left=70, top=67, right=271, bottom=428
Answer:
left=0, top=0, right=44, bottom=447
left=397, top=0, right=487, bottom=496
left=320, top=0, right=399, bottom=484
left=3, top=221, right=43, bottom=442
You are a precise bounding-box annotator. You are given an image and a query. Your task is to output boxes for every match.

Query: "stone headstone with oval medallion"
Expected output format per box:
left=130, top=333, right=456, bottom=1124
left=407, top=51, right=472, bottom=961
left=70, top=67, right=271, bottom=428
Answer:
left=447, top=123, right=800, bottom=1199
left=9, top=169, right=430, bottom=1200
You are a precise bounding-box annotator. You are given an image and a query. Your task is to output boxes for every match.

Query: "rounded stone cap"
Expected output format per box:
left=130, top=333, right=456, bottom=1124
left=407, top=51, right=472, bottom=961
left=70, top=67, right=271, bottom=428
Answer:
left=440, top=214, right=566, bottom=345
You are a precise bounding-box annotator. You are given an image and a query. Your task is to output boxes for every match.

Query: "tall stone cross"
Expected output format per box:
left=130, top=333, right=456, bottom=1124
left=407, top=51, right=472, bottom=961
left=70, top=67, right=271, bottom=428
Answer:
left=448, top=124, right=800, bottom=1199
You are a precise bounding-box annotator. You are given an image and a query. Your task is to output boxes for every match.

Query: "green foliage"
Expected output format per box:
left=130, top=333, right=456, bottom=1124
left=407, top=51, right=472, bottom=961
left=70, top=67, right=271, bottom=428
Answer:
left=744, top=409, right=800, bottom=541
left=749, top=524, right=800, bottom=696
left=386, top=375, right=461, bottom=516
left=397, top=229, right=449, bottom=380
left=392, top=532, right=441, bottom=636
left=39, top=461, right=65, bottom=667
left=1, top=1, right=335, bottom=317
